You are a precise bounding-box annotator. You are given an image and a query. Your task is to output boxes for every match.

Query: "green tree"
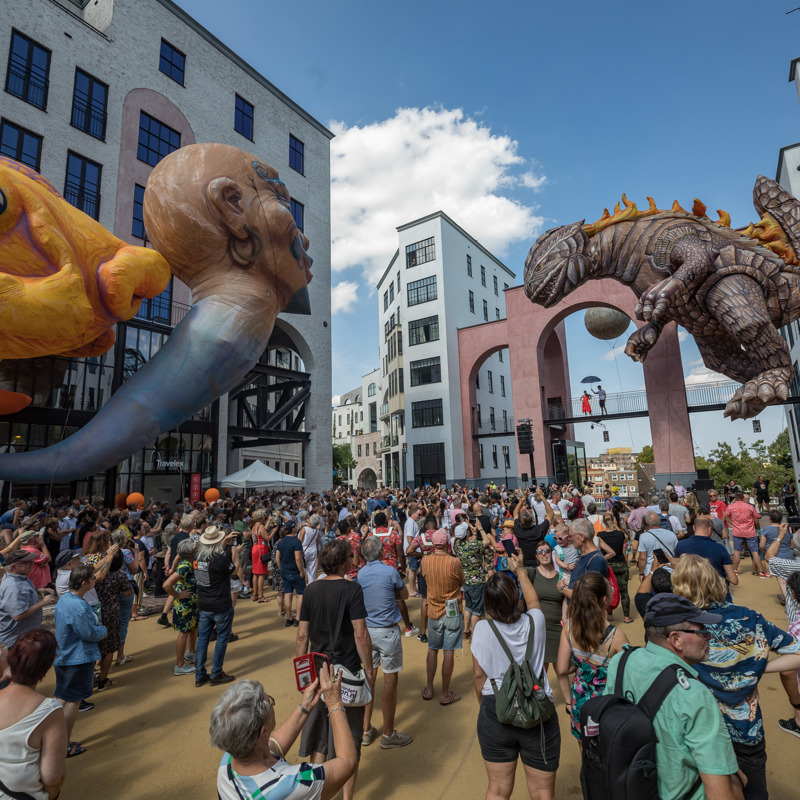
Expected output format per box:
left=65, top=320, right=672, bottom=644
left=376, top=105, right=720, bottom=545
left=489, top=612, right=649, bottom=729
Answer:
left=636, top=445, right=655, bottom=464
left=703, top=430, right=792, bottom=493
left=332, top=443, right=357, bottom=485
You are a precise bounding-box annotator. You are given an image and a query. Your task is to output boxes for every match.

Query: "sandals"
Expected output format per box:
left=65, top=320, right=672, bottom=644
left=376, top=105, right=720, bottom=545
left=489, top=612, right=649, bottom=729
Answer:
left=439, top=691, right=461, bottom=706
left=67, top=741, right=87, bottom=758
left=116, top=655, right=134, bottom=665
left=96, top=678, right=113, bottom=692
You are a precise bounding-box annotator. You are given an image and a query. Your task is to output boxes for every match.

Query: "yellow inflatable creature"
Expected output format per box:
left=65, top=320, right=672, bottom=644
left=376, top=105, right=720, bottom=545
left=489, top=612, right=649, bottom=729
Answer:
left=0, top=156, right=171, bottom=414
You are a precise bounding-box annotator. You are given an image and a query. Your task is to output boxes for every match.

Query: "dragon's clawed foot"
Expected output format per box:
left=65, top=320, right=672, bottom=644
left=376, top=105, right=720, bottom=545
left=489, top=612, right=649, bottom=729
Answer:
left=724, top=368, right=792, bottom=420
left=635, top=277, right=685, bottom=325
left=624, top=323, right=661, bottom=363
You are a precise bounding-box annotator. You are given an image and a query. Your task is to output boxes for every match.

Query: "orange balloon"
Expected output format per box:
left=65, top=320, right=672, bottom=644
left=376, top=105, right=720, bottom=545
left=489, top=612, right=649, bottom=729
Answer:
left=205, top=488, right=220, bottom=503
left=126, top=492, right=145, bottom=509
left=114, top=493, right=128, bottom=511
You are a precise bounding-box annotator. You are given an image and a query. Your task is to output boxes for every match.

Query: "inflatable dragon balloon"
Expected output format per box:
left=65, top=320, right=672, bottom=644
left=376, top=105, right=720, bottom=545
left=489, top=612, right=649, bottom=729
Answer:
left=0, top=156, right=171, bottom=414
left=524, top=176, right=800, bottom=420
left=0, top=143, right=312, bottom=481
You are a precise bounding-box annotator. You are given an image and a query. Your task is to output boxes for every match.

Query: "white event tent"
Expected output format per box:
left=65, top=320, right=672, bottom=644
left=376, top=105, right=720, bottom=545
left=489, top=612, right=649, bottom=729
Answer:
left=219, top=459, right=305, bottom=489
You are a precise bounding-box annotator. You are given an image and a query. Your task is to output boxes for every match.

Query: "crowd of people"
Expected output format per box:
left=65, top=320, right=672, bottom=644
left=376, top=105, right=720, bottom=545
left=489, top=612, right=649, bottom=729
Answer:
left=0, top=477, right=799, bottom=800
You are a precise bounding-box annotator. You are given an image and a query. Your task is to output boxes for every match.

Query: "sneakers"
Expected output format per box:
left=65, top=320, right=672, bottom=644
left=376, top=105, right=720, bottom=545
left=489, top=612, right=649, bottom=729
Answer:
left=78, top=700, right=94, bottom=712
left=417, top=633, right=428, bottom=643
left=758, top=572, right=771, bottom=579
left=156, top=614, right=170, bottom=627
left=174, top=664, right=195, bottom=676
left=96, top=678, right=112, bottom=692
left=361, top=725, right=379, bottom=746
left=404, top=625, right=420, bottom=638
left=229, top=633, right=239, bottom=642
left=285, top=619, right=294, bottom=628
left=778, top=718, right=800, bottom=739
left=210, top=672, right=236, bottom=686
left=184, top=651, right=196, bottom=663
left=195, top=674, right=210, bottom=687
left=293, top=619, right=299, bottom=627
left=381, top=730, right=413, bottom=749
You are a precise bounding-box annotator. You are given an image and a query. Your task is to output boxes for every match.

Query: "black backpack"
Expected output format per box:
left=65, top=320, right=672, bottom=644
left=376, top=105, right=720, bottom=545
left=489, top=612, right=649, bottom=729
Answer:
left=579, top=647, right=701, bottom=800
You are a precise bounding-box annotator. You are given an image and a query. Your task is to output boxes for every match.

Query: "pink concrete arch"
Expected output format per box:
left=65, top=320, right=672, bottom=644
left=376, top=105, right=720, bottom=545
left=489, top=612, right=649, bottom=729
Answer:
left=458, top=279, right=695, bottom=484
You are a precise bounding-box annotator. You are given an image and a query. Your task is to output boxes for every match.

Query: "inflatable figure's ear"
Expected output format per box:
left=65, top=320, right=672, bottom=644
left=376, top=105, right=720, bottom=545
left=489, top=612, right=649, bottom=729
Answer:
left=98, top=245, right=171, bottom=320
left=207, top=177, right=248, bottom=241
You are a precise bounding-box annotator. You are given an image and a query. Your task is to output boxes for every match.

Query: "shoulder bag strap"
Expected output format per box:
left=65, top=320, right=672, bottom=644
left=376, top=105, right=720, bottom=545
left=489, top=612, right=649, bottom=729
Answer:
left=327, top=581, right=349, bottom=655
left=612, top=645, right=638, bottom=696
left=648, top=531, right=675, bottom=556
left=524, top=613, right=535, bottom=664
left=486, top=618, right=517, bottom=664
left=637, top=663, right=687, bottom=719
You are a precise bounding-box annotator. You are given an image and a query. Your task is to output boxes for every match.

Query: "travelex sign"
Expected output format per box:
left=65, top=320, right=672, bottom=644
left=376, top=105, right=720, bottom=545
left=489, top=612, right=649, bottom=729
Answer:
left=156, top=460, right=184, bottom=469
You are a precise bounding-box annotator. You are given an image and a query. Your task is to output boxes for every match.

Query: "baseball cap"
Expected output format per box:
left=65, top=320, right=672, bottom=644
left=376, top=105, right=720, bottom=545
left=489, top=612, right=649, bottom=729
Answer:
left=454, top=521, right=469, bottom=540
left=4, top=550, right=36, bottom=565
left=55, top=549, right=83, bottom=569
left=644, top=594, right=722, bottom=627
left=431, top=530, right=449, bottom=547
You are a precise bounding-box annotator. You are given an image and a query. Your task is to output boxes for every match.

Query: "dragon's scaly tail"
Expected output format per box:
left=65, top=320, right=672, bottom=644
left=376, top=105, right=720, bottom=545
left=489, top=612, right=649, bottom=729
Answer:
left=753, top=175, right=800, bottom=261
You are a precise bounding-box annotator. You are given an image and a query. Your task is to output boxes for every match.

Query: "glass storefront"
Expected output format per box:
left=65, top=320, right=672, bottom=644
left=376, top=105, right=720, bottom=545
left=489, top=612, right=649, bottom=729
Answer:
left=551, top=439, right=588, bottom=488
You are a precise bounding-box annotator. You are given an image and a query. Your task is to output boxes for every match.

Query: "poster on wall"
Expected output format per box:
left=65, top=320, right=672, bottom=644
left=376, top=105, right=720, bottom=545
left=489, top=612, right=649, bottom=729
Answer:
left=190, top=473, right=202, bottom=505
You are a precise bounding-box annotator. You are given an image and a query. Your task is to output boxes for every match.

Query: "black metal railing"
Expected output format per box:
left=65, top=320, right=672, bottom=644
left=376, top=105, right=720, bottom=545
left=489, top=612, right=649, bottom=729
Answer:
left=5, top=63, right=48, bottom=109
left=63, top=181, right=100, bottom=220
left=71, top=98, right=107, bottom=140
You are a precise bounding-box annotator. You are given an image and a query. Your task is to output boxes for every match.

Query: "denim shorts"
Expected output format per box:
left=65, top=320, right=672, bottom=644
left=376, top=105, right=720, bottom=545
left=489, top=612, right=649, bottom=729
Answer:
left=416, top=571, right=428, bottom=599
left=407, top=556, right=421, bottom=572
left=733, top=535, right=759, bottom=553
left=427, top=613, right=463, bottom=651
left=463, top=584, right=485, bottom=616
left=368, top=625, right=403, bottom=673
left=283, top=573, right=306, bottom=595
left=54, top=662, right=94, bottom=703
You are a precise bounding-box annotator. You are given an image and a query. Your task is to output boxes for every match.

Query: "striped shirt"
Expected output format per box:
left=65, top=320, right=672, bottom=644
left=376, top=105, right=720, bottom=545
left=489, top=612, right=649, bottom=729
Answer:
left=420, top=551, right=464, bottom=619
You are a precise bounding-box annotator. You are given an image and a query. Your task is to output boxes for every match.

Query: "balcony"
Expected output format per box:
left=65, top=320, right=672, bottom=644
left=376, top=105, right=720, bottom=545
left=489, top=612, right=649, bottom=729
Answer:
left=6, top=63, right=48, bottom=109
left=71, top=98, right=107, bottom=140
left=381, top=435, right=391, bottom=450
left=64, top=181, right=101, bottom=221
left=379, top=403, right=389, bottom=418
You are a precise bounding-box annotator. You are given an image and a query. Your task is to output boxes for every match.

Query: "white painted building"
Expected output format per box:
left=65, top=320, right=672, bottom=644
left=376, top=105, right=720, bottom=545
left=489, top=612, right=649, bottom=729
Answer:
left=376, top=212, right=517, bottom=487
left=0, top=0, right=333, bottom=497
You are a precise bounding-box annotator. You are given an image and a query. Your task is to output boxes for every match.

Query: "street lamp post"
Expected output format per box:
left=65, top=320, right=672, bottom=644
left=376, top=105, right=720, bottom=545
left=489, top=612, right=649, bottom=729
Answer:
left=502, top=446, right=509, bottom=489
left=402, top=441, right=408, bottom=488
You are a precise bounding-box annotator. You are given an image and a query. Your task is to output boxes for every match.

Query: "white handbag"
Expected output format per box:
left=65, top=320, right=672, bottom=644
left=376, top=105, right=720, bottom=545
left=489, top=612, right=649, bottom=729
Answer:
left=329, top=583, right=372, bottom=707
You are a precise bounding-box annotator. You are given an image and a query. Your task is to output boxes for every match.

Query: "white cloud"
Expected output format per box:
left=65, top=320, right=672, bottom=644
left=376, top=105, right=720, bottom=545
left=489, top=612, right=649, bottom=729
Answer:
left=329, top=107, right=547, bottom=284
left=684, top=364, right=729, bottom=386
left=601, top=347, right=623, bottom=361
left=331, top=281, right=359, bottom=314
left=677, top=329, right=689, bottom=342
left=331, top=395, right=341, bottom=407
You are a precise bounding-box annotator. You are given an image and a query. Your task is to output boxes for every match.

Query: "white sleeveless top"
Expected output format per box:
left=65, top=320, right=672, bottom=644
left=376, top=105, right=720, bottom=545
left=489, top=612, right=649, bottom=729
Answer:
left=0, top=696, right=62, bottom=800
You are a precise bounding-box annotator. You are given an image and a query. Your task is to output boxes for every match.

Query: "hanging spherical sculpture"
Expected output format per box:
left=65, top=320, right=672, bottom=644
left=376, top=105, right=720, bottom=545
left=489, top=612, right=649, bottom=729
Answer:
left=584, top=308, right=630, bottom=340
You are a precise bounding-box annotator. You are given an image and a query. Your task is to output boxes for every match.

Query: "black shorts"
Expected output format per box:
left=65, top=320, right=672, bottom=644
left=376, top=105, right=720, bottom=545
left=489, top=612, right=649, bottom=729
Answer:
left=416, top=570, right=428, bottom=599
left=298, top=701, right=364, bottom=761
left=477, top=694, right=560, bottom=771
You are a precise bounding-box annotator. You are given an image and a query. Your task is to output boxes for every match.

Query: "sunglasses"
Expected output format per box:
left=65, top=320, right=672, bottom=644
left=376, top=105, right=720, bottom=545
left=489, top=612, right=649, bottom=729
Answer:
left=672, top=628, right=711, bottom=640
left=536, top=548, right=551, bottom=555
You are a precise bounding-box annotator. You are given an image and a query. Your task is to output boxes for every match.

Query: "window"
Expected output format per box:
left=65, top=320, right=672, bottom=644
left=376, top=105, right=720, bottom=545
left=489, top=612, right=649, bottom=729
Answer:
left=502, top=409, right=508, bottom=430
left=413, top=441, right=446, bottom=485
left=289, top=135, right=304, bottom=174
left=504, top=447, right=511, bottom=469
left=407, top=275, right=437, bottom=306
left=477, top=404, right=482, bottom=428
left=294, top=463, right=299, bottom=477
left=492, top=445, right=498, bottom=468
left=504, top=283, right=509, bottom=291
left=389, top=283, right=394, bottom=303
left=481, top=265, right=486, bottom=286
left=338, top=415, right=342, bottom=426
left=483, top=299, right=488, bottom=321
left=64, top=152, right=102, bottom=220
left=368, top=383, right=376, bottom=397
left=500, top=375, right=506, bottom=397
left=383, top=291, right=389, bottom=311
left=410, top=357, right=441, bottom=386
left=6, top=31, right=50, bottom=109
left=137, top=112, right=180, bottom=166
left=132, top=184, right=146, bottom=239
left=373, top=442, right=377, bottom=455
left=488, top=371, right=494, bottom=393
left=234, top=94, right=254, bottom=139
left=469, top=290, right=475, bottom=314
left=412, top=399, right=443, bottom=428
left=496, top=308, right=500, bottom=320
left=285, top=462, right=290, bottom=475
left=493, top=275, right=498, bottom=295
left=406, top=237, right=435, bottom=268
left=479, top=444, right=484, bottom=468
left=0, top=119, right=41, bottom=170
left=475, top=373, right=480, bottom=389
left=467, top=254, right=472, bottom=276
left=290, top=198, right=304, bottom=232
left=490, top=407, right=496, bottom=431
left=71, top=69, right=107, bottom=140
left=357, top=445, right=362, bottom=457
left=159, top=39, right=185, bottom=85
left=408, top=315, right=439, bottom=346
left=499, top=350, right=504, bottom=363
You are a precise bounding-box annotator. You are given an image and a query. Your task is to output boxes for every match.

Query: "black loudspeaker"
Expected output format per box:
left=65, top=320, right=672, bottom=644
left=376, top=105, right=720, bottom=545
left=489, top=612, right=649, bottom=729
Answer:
left=521, top=473, right=528, bottom=484
left=695, top=478, right=715, bottom=491
left=697, top=468, right=710, bottom=481
left=695, top=490, right=710, bottom=505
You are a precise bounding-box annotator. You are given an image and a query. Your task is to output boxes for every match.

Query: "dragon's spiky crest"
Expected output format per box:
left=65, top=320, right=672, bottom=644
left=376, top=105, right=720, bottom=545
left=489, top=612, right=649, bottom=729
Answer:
left=582, top=195, right=798, bottom=265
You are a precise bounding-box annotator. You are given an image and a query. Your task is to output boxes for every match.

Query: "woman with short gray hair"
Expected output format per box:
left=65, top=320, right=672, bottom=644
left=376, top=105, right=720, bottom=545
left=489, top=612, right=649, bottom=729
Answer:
left=211, top=667, right=356, bottom=800
left=299, top=514, right=321, bottom=585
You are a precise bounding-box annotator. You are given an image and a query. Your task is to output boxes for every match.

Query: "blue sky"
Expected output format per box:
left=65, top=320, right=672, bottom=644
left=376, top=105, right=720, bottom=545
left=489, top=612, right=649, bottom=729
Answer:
left=184, top=0, right=800, bottom=457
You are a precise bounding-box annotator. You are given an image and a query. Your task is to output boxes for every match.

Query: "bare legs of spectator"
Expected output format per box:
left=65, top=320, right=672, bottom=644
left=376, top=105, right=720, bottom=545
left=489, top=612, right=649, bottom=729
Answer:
left=463, top=609, right=482, bottom=637
left=57, top=698, right=80, bottom=742
left=408, top=568, right=419, bottom=597
left=425, top=648, right=455, bottom=703
left=779, top=670, right=800, bottom=727
left=483, top=760, right=556, bottom=800
left=732, top=547, right=765, bottom=575
left=283, top=591, right=302, bottom=622
left=419, top=599, right=428, bottom=638
left=397, top=598, right=413, bottom=629
left=175, top=628, right=198, bottom=667
left=363, top=670, right=399, bottom=737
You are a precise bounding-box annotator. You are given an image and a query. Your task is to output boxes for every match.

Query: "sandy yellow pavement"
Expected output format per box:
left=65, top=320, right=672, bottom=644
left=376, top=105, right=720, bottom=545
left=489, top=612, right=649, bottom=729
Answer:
left=43, top=569, right=799, bottom=799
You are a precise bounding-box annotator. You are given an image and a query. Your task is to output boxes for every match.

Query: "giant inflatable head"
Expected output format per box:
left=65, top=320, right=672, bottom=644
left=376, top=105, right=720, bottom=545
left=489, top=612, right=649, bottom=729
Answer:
left=0, top=143, right=312, bottom=482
